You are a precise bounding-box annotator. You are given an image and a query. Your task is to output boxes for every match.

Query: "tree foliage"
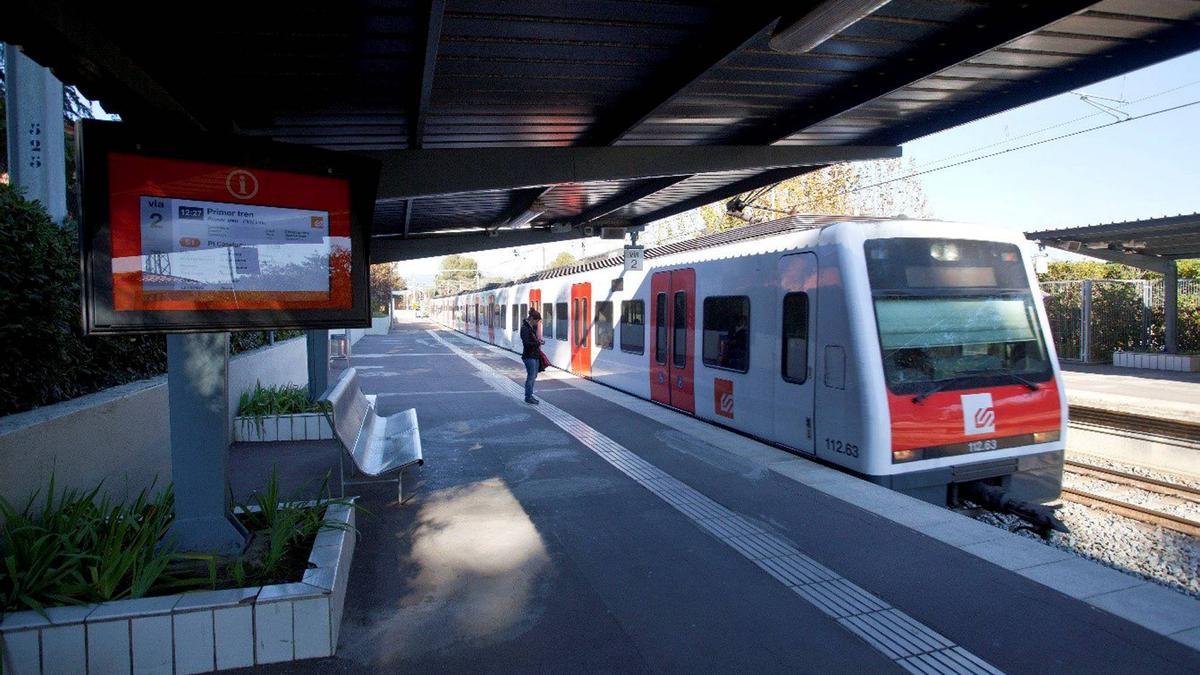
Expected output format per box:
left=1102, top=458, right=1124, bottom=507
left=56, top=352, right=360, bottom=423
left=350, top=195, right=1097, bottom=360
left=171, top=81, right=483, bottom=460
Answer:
left=1038, top=259, right=1200, bottom=282
left=434, top=254, right=480, bottom=294
left=699, top=159, right=931, bottom=233
left=548, top=251, right=577, bottom=269
left=369, top=263, right=406, bottom=316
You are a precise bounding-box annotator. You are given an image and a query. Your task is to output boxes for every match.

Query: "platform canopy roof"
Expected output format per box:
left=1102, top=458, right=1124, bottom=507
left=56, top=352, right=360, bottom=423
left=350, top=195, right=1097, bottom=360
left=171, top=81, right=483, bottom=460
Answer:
left=6, top=1, right=1200, bottom=262
left=1027, top=213, right=1200, bottom=271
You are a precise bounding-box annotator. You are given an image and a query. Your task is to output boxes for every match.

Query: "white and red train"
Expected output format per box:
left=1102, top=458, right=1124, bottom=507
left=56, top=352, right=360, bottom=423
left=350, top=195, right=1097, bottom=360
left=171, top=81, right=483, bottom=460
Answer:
left=431, top=217, right=1066, bottom=507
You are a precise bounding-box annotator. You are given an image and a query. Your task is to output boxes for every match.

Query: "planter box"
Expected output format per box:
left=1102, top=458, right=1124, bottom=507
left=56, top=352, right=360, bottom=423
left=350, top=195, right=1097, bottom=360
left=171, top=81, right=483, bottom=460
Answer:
left=1113, top=351, right=1200, bottom=372
left=234, top=413, right=333, bottom=442
left=366, top=316, right=391, bottom=335
left=0, top=502, right=356, bottom=674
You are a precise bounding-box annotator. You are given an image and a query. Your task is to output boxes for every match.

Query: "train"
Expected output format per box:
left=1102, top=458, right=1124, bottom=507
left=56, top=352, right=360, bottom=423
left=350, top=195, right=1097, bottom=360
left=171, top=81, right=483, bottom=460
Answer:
left=430, top=216, right=1067, bottom=510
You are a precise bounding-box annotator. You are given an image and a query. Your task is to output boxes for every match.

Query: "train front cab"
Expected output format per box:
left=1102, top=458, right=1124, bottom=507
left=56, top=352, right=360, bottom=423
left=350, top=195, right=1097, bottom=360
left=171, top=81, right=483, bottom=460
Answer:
left=830, top=225, right=1067, bottom=506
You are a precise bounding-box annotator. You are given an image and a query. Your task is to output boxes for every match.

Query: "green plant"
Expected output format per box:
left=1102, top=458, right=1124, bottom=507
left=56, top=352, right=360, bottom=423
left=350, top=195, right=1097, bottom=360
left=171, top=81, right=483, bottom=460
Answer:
left=0, top=476, right=181, bottom=614
left=200, top=468, right=355, bottom=588
left=237, top=381, right=330, bottom=419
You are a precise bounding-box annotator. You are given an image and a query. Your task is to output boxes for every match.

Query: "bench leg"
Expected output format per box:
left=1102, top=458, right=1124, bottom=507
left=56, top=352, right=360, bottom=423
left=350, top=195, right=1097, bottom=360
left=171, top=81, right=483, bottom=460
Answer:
left=339, top=452, right=348, bottom=499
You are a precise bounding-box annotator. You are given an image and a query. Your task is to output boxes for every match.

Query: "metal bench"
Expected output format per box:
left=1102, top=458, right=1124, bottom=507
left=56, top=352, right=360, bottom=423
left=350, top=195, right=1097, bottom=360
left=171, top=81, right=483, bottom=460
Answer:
left=321, top=367, right=423, bottom=503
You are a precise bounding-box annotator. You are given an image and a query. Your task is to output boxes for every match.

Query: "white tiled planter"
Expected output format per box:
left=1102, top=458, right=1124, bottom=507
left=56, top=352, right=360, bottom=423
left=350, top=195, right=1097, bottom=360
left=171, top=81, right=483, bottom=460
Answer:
left=234, top=413, right=334, bottom=442
left=1113, top=351, right=1200, bottom=372
left=0, top=502, right=356, bottom=674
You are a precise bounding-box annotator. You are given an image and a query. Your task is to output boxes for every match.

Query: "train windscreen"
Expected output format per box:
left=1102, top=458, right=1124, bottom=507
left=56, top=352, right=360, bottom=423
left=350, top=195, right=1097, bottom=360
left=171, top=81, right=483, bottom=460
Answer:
left=864, top=238, right=1053, bottom=395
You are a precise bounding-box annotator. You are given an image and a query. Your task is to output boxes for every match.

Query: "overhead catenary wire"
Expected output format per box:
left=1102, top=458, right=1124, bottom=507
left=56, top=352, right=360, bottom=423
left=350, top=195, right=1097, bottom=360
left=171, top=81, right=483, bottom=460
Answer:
left=734, top=95, right=1200, bottom=218
left=844, top=96, right=1200, bottom=196
left=910, top=77, right=1200, bottom=171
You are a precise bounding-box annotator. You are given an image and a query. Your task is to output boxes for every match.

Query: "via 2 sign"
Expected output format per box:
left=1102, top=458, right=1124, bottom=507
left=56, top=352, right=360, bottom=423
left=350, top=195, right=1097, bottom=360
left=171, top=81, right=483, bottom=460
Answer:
left=714, top=378, right=734, bottom=419
left=961, top=393, right=996, bottom=435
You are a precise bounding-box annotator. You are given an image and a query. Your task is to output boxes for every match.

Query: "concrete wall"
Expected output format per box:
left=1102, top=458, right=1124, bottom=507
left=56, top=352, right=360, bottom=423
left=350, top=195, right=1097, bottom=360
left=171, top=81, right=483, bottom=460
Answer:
left=228, top=336, right=309, bottom=421
left=0, top=337, right=310, bottom=509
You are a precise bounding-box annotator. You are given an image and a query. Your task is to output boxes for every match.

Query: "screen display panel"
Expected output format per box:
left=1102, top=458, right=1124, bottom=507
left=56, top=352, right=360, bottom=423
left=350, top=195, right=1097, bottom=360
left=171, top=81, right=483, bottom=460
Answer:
left=80, top=121, right=377, bottom=334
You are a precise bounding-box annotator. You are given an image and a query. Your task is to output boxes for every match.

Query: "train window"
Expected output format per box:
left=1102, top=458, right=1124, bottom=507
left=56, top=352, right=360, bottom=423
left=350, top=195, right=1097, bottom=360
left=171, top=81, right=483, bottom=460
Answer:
left=620, top=300, right=644, bottom=354
left=673, top=292, right=687, bottom=368
left=781, top=293, right=808, bottom=383
left=654, top=293, right=667, bottom=364
left=512, top=305, right=520, bottom=331
left=499, top=304, right=506, bottom=329
left=556, top=302, right=568, bottom=341
left=579, top=301, right=588, bottom=347
left=595, top=301, right=614, bottom=350
left=543, top=303, right=553, bottom=338
left=702, top=296, right=750, bottom=373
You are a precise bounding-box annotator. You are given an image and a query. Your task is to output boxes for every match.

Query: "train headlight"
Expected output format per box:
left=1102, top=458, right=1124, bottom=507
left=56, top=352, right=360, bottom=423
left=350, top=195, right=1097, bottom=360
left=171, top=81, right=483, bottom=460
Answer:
left=929, top=242, right=960, bottom=261
left=1032, top=430, right=1060, bottom=444
left=892, top=448, right=923, bottom=463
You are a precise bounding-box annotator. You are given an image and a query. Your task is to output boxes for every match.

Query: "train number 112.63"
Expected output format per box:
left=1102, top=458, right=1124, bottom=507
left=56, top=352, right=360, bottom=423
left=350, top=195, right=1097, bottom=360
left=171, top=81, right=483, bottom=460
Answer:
left=825, top=438, right=859, bottom=457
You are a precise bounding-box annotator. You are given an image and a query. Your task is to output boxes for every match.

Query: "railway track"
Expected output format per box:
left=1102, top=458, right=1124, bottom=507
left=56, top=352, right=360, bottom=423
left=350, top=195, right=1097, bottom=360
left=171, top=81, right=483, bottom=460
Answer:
left=1062, top=460, right=1200, bottom=538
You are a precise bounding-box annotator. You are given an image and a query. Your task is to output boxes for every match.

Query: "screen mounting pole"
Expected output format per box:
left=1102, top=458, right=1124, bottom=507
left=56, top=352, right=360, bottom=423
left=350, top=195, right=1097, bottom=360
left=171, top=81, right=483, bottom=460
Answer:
left=165, top=332, right=248, bottom=554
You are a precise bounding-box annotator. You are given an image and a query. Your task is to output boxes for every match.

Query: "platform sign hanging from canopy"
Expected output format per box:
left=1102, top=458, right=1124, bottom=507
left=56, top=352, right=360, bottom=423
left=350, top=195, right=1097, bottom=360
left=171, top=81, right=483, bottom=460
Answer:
left=78, top=120, right=379, bottom=334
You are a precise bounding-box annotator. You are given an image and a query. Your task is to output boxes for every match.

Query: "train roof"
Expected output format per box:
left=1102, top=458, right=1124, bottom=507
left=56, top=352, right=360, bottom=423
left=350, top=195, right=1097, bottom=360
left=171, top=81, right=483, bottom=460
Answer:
left=435, top=214, right=913, bottom=298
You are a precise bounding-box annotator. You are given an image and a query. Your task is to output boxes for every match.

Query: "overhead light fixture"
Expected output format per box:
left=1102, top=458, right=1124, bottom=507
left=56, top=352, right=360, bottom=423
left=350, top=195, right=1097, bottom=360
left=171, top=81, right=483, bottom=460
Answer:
left=769, top=0, right=893, bottom=54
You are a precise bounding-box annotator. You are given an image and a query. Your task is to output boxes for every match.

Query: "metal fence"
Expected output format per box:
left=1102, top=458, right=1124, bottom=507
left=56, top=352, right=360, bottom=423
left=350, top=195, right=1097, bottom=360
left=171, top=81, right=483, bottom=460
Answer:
left=1040, top=279, right=1200, bottom=362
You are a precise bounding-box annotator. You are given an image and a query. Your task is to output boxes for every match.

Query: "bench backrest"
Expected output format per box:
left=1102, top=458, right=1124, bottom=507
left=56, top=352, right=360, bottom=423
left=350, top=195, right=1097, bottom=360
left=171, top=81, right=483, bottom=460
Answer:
left=322, top=368, right=371, bottom=452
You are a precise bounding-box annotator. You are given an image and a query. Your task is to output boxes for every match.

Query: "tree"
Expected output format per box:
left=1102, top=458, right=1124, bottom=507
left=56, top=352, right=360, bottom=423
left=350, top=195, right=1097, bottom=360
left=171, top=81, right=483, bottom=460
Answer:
left=548, top=251, right=577, bottom=269
left=369, top=263, right=406, bottom=316
left=1039, top=259, right=1200, bottom=282
left=434, top=254, right=480, bottom=295
left=698, top=158, right=931, bottom=233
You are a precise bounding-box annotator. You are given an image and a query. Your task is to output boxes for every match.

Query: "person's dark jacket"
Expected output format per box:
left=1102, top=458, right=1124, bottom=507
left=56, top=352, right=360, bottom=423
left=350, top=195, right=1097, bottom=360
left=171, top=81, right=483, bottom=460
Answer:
left=520, top=320, right=541, bottom=359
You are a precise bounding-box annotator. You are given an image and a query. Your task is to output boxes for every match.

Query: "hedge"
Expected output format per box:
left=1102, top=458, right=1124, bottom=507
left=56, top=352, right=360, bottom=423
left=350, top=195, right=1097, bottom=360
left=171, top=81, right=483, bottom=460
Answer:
left=0, top=184, right=303, bottom=416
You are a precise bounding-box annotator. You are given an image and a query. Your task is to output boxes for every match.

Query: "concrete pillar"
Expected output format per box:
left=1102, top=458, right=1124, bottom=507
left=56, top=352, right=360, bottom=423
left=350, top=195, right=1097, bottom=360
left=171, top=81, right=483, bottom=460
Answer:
left=4, top=45, right=67, bottom=225
left=1164, top=262, right=1178, bottom=355
left=307, top=329, right=329, bottom=400
left=165, top=333, right=247, bottom=554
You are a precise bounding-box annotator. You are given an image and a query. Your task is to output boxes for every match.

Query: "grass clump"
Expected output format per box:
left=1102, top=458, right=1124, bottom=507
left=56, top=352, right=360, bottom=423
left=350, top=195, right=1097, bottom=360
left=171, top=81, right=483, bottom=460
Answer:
left=0, top=478, right=182, bottom=614
left=0, top=470, right=356, bottom=615
left=237, top=382, right=331, bottom=418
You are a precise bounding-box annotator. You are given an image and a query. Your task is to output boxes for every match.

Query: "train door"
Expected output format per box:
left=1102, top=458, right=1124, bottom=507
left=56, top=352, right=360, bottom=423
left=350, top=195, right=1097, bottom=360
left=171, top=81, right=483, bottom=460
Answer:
left=570, top=282, right=592, bottom=376
left=488, top=296, right=495, bottom=343
left=650, top=269, right=695, bottom=413
left=774, top=253, right=817, bottom=453
left=529, top=289, right=542, bottom=340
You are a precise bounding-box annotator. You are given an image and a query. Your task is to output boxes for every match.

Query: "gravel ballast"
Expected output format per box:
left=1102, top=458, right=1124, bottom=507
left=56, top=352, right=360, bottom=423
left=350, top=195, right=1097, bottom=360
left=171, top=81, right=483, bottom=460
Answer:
left=970, top=453, right=1200, bottom=599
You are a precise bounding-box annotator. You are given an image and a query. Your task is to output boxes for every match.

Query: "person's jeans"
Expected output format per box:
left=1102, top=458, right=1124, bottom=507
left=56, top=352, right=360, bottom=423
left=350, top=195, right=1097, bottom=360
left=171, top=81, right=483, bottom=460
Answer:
left=523, top=357, right=539, bottom=400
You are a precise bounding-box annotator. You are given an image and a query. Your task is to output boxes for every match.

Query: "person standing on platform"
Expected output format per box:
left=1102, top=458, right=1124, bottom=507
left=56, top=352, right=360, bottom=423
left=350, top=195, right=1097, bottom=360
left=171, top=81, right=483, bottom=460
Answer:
left=520, top=309, right=544, bottom=404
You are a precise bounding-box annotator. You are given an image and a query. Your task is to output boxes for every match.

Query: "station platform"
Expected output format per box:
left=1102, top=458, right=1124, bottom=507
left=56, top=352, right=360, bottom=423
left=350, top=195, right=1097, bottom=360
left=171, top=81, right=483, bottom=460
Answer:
left=1062, top=363, right=1200, bottom=425
left=232, top=322, right=1200, bottom=673
left=1060, top=363, right=1200, bottom=477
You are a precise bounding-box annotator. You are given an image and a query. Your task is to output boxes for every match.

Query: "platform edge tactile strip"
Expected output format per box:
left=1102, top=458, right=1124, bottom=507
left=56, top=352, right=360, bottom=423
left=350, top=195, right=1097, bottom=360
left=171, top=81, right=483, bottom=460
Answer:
left=428, top=329, right=1003, bottom=675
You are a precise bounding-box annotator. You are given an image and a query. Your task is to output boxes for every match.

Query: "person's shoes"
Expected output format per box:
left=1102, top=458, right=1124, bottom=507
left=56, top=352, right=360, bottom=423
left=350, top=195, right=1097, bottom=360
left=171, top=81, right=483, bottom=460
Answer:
left=525, top=397, right=540, bottom=405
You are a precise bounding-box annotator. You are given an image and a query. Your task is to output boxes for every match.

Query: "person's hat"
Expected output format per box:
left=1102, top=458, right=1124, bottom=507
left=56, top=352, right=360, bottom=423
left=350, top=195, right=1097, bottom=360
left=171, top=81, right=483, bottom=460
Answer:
left=528, top=309, right=542, bottom=321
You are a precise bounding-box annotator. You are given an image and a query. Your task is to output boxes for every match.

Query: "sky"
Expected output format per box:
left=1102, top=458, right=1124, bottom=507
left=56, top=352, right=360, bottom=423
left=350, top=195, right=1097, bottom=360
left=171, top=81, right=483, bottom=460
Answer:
left=402, top=49, right=1200, bottom=285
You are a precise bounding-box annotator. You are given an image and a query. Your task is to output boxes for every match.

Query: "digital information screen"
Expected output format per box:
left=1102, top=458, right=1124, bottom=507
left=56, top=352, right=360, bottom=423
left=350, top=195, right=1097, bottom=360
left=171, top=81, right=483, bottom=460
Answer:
left=136, top=196, right=332, bottom=293
left=79, top=121, right=377, bottom=334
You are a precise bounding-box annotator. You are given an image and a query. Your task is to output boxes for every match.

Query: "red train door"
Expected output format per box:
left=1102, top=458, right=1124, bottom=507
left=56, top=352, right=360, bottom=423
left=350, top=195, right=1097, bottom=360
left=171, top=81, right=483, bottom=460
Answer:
left=570, top=282, right=592, bottom=376
left=529, top=289, right=542, bottom=340
left=649, top=269, right=695, bottom=413
left=488, top=296, right=495, bottom=343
